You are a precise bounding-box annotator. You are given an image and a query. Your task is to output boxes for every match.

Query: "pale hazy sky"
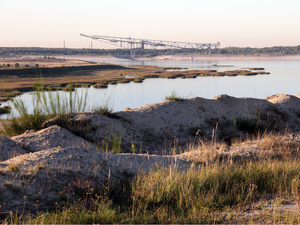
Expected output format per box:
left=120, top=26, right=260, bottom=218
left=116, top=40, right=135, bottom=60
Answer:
left=1, top=0, right=300, bottom=49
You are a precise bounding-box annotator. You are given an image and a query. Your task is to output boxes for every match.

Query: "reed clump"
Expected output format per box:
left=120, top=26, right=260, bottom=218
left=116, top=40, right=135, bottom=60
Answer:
left=2, top=79, right=88, bottom=136
left=93, top=104, right=113, bottom=116
left=165, top=90, right=185, bottom=102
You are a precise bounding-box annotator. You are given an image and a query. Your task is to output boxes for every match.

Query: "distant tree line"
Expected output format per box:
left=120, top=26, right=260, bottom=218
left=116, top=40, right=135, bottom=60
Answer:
left=1, top=45, right=300, bottom=56
left=216, top=46, right=300, bottom=55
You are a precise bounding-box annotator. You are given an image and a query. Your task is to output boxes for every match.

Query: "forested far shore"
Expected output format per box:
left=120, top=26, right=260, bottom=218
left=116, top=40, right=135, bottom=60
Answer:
left=1, top=45, right=300, bottom=56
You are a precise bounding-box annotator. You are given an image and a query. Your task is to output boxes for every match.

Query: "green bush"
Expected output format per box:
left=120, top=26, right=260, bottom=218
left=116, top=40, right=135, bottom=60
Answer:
left=165, top=90, right=185, bottom=101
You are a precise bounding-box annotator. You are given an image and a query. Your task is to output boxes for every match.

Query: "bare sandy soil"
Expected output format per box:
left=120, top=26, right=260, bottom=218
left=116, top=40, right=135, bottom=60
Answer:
left=41, top=93, right=300, bottom=155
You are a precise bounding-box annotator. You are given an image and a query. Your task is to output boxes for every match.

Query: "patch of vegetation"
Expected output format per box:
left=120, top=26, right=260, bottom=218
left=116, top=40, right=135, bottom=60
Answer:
left=109, top=80, right=118, bottom=85
left=93, top=104, right=113, bottom=117
left=117, top=79, right=131, bottom=84
left=2, top=79, right=88, bottom=136
left=93, top=83, right=108, bottom=89
left=62, top=84, right=75, bottom=92
left=245, top=67, right=265, bottom=70
left=234, top=111, right=279, bottom=135
left=7, top=164, right=19, bottom=172
left=6, top=155, right=300, bottom=224
left=133, top=78, right=144, bottom=83
left=165, top=90, right=185, bottom=102
left=100, top=131, right=123, bottom=153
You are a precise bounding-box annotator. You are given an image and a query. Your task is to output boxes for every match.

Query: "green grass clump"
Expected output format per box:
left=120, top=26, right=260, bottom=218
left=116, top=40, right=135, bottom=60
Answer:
left=99, top=131, right=123, bottom=153
left=93, top=105, right=113, bottom=116
left=233, top=112, right=279, bottom=135
left=8, top=198, right=122, bottom=225
left=165, top=90, right=185, bottom=102
left=2, top=79, right=88, bottom=136
left=130, top=160, right=300, bottom=223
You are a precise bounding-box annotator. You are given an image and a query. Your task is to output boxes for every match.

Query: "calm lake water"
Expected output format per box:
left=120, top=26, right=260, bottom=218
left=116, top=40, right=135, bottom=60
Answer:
left=1, top=58, right=300, bottom=119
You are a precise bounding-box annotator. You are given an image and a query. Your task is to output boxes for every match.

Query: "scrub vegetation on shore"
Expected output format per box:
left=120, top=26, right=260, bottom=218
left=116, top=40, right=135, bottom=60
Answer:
left=0, top=89, right=300, bottom=223
left=2, top=81, right=88, bottom=136
left=2, top=133, right=300, bottom=224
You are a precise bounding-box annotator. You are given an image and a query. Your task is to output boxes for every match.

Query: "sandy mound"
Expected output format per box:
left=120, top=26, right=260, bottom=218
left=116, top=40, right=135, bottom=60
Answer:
left=267, top=94, right=300, bottom=114
left=179, top=133, right=300, bottom=164
left=0, top=146, right=189, bottom=214
left=0, top=136, right=25, bottom=162
left=44, top=94, right=300, bottom=154
left=12, top=125, right=97, bottom=153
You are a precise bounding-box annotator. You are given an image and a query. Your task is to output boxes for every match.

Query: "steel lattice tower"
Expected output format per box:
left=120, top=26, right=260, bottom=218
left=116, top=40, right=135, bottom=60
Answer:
left=80, top=33, right=220, bottom=57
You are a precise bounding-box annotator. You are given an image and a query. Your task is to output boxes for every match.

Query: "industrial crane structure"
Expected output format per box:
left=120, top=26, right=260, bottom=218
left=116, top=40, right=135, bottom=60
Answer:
left=80, top=33, right=220, bottom=57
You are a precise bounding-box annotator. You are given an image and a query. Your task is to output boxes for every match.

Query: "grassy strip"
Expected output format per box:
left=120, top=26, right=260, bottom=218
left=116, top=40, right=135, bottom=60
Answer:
left=6, top=157, right=300, bottom=224
left=0, top=64, right=126, bottom=78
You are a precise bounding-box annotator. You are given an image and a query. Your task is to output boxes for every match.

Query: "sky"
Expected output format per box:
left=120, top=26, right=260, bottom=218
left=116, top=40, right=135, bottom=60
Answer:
left=1, top=0, right=300, bottom=49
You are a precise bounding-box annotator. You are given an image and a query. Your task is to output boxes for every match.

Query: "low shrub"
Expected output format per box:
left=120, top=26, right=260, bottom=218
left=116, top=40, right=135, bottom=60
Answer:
left=93, top=104, right=113, bottom=116
left=234, top=113, right=279, bottom=135
left=165, top=90, right=185, bottom=101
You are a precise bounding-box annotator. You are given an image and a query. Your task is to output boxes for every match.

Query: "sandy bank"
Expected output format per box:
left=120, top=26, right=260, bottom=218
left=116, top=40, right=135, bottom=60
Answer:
left=0, top=93, right=300, bottom=216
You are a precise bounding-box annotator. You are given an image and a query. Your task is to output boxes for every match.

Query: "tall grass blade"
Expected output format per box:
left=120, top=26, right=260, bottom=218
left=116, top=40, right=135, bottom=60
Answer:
left=3, top=77, right=89, bottom=136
